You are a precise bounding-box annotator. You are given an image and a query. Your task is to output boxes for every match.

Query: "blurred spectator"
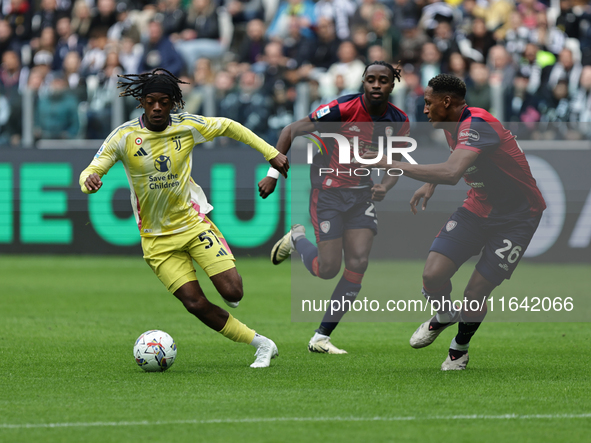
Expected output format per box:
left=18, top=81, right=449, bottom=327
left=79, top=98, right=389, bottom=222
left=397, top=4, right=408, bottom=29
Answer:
left=571, top=65, right=591, bottom=123
left=183, top=57, right=215, bottom=114
left=35, top=75, right=80, bottom=139
left=235, top=18, right=267, bottom=65
left=118, top=31, right=143, bottom=74
left=31, top=0, right=59, bottom=39
left=86, top=50, right=122, bottom=138
left=367, top=44, right=388, bottom=64
left=419, top=42, right=441, bottom=89
left=62, top=50, right=86, bottom=101
left=224, top=0, right=265, bottom=28
left=139, top=19, right=184, bottom=76
left=390, top=0, right=422, bottom=30
left=318, top=40, right=364, bottom=99
left=465, top=62, right=492, bottom=111
left=80, top=28, right=109, bottom=76
left=314, top=0, right=356, bottom=41
left=418, top=0, right=456, bottom=38
left=433, top=20, right=460, bottom=70
left=555, top=0, right=581, bottom=39
left=398, top=19, right=429, bottom=66
left=70, top=0, right=93, bottom=43
left=254, top=40, right=288, bottom=94
left=30, top=26, right=57, bottom=68
left=401, top=68, right=427, bottom=123
left=0, top=91, right=12, bottom=144
left=518, top=43, right=545, bottom=93
left=366, top=7, right=400, bottom=62
left=350, top=0, right=387, bottom=31
left=173, top=0, right=224, bottom=71
left=504, top=72, right=540, bottom=124
left=89, top=0, right=118, bottom=36
left=540, top=47, right=583, bottom=100
left=0, top=49, right=26, bottom=93
left=219, top=70, right=274, bottom=142
left=158, top=0, right=186, bottom=36
left=472, top=0, right=514, bottom=33
left=350, top=25, right=368, bottom=63
left=446, top=51, right=469, bottom=81
left=456, top=0, right=476, bottom=38
left=53, top=15, right=85, bottom=71
left=6, top=0, right=33, bottom=42
left=107, top=2, right=142, bottom=43
left=267, top=0, right=316, bottom=40
left=282, top=16, right=314, bottom=69
left=498, top=11, right=530, bottom=59
left=0, top=19, right=22, bottom=62
left=529, top=10, right=566, bottom=56
left=32, top=49, right=54, bottom=80
left=488, top=45, right=516, bottom=95
left=516, top=0, right=546, bottom=30
left=464, top=17, right=496, bottom=63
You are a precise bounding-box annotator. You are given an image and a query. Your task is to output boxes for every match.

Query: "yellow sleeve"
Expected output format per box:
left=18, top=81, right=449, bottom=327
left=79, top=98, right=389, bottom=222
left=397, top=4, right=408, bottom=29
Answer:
left=79, top=130, right=121, bottom=194
left=197, top=116, right=279, bottom=161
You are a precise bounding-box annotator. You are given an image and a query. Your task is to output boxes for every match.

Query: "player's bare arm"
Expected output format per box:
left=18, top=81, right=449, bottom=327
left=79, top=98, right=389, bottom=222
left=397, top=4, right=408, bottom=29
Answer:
left=410, top=183, right=437, bottom=214
left=83, top=173, right=103, bottom=193
left=258, top=117, right=316, bottom=199
left=364, top=148, right=478, bottom=185
left=371, top=153, right=402, bottom=201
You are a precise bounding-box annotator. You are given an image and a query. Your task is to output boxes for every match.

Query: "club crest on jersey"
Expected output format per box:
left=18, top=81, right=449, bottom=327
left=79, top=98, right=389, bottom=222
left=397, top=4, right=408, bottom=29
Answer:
left=320, top=221, right=331, bottom=233
left=154, top=155, right=171, bottom=172
left=385, top=126, right=394, bottom=136
left=446, top=221, right=457, bottom=232
left=458, top=129, right=480, bottom=142
left=135, top=137, right=143, bottom=145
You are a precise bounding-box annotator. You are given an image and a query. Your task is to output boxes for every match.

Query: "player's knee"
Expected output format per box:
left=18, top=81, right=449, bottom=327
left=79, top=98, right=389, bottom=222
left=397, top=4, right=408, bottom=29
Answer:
left=318, top=262, right=341, bottom=280
left=345, top=257, right=369, bottom=274
left=182, top=294, right=210, bottom=316
left=422, top=269, right=445, bottom=290
left=220, top=284, right=243, bottom=302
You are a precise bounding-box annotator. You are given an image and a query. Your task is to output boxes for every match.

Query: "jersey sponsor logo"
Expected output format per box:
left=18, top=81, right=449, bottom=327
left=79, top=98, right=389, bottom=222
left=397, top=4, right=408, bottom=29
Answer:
left=458, top=129, right=480, bottom=142
left=446, top=220, right=457, bottom=232
left=134, top=147, right=148, bottom=157
left=315, top=106, right=330, bottom=119
left=94, top=144, right=105, bottom=159
left=135, top=137, right=143, bottom=145
left=320, top=221, right=331, bottom=233
left=154, top=155, right=171, bottom=172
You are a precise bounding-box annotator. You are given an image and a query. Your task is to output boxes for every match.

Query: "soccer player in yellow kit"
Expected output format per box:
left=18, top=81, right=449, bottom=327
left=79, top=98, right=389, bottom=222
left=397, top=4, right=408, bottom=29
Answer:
left=79, top=69, right=289, bottom=368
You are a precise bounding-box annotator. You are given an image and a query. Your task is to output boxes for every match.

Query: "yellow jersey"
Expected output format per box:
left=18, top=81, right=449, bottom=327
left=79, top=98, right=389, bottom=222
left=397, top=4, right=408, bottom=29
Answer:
left=80, top=113, right=279, bottom=237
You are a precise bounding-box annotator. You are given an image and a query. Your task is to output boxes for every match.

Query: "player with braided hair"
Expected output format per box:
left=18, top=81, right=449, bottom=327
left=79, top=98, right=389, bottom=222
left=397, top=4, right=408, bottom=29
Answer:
left=79, top=68, right=289, bottom=368
left=261, top=61, right=409, bottom=354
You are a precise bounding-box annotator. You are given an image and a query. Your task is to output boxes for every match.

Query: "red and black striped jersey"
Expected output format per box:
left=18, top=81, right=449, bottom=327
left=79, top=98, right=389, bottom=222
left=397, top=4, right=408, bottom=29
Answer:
left=445, top=106, right=546, bottom=218
left=309, top=93, right=410, bottom=189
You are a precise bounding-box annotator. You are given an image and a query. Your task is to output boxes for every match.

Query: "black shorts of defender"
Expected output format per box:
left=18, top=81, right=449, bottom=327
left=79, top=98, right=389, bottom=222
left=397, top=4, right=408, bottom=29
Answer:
left=309, top=187, right=378, bottom=243
left=430, top=207, right=542, bottom=286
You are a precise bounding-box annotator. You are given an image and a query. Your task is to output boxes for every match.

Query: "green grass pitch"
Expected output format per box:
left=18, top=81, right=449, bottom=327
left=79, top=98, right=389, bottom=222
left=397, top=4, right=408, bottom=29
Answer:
left=1, top=255, right=590, bottom=442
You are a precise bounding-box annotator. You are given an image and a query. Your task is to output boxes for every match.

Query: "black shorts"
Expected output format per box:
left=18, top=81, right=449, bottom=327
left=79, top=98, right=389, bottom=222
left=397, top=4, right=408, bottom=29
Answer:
left=310, top=187, right=378, bottom=243
left=430, top=207, right=542, bottom=286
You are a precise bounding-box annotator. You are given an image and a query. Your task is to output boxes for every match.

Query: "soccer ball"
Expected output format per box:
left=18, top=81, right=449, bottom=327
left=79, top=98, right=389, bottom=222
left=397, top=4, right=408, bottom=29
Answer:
left=133, top=330, right=177, bottom=372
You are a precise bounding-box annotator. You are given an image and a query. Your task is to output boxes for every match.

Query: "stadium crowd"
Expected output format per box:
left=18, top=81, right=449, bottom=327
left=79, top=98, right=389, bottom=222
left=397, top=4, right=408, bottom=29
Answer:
left=1, top=0, right=591, bottom=146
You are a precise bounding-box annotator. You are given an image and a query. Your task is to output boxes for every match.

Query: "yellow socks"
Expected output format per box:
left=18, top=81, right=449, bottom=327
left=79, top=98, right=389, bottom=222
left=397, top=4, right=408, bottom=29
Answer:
left=219, top=314, right=256, bottom=344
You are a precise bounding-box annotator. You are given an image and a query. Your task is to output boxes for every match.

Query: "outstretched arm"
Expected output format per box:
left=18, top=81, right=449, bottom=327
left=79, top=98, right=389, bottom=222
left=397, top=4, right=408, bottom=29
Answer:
left=258, top=117, right=316, bottom=199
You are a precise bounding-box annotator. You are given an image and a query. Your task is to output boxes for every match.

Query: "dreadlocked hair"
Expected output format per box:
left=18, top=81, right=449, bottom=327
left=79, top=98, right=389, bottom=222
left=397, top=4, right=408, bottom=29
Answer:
left=362, top=61, right=402, bottom=83
left=117, top=68, right=188, bottom=110
left=428, top=74, right=466, bottom=99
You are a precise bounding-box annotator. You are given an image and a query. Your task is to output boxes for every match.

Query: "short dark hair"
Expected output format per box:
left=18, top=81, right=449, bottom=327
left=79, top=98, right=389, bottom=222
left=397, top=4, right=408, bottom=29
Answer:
left=363, top=61, right=402, bottom=83
left=427, top=74, right=466, bottom=99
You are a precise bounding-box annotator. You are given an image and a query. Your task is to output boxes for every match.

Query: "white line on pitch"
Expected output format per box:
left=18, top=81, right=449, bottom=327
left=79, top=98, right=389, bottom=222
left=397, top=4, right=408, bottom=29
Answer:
left=1, top=413, right=590, bottom=429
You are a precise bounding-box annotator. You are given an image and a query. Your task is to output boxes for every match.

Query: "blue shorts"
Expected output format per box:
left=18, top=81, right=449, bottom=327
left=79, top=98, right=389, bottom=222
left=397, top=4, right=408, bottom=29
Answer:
left=310, top=187, right=378, bottom=243
left=430, top=207, right=542, bottom=286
